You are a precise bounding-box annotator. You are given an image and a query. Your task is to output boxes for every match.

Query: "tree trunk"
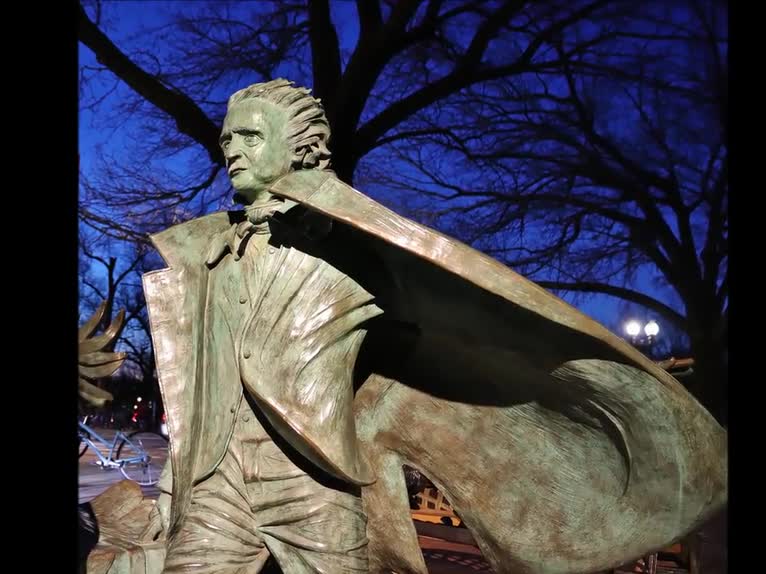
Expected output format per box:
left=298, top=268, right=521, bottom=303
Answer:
left=687, top=322, right=727, bottom=426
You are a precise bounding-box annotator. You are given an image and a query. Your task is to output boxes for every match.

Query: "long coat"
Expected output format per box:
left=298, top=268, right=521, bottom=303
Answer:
left=145, top=170, right=727, bottom=573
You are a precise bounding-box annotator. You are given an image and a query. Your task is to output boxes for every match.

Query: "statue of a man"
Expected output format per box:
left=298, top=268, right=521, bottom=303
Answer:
left=143, top=79, right=726, bottom=574
left=148, top=80, right=380, bottom=573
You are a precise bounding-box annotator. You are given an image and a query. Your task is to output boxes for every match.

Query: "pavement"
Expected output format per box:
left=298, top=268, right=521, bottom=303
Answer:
left=79, top=427, right=166, bottom=503
left=419, top=535, right=493, bottom=572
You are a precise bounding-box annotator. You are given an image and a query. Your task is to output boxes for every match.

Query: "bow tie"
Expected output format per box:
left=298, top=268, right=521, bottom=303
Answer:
left=245, top=199, right=285, bottom=226
left=205, top=199, right=287, bottom=267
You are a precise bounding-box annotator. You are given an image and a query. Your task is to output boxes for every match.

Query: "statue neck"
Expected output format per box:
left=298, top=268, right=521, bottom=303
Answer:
left=244, top=195, right=285, bottom=226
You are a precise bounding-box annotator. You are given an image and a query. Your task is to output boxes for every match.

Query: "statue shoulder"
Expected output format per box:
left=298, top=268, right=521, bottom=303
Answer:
left=150, top=211, right=238, bottom=269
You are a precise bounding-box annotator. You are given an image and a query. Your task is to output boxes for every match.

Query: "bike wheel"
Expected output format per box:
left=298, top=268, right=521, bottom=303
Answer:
left=78, top=435, right=89, bottom=458
left=115, top=431, right=168, bottom=486
left=78, top=417, right=90, bottom=458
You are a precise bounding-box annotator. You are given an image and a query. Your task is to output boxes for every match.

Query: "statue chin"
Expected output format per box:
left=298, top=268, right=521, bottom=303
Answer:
left=233, top=188, right=272, bottom=205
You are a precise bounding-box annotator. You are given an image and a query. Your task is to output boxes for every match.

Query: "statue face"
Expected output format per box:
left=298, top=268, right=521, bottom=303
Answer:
left=220, top=98, right=292, bottom=204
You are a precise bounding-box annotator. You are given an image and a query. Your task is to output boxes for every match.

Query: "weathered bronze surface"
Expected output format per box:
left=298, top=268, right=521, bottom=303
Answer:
left=78, top=301, right=126, bottom=408
left=83, top=79, right=726, bottom=574
left=81, top=481, right=166, bottom=574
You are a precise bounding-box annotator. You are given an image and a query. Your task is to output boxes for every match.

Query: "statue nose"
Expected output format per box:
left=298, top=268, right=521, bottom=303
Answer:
left=225, top=146, right=242, bottom=163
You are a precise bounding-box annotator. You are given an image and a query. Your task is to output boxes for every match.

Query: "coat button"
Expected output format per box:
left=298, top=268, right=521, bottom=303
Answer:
left=230, top=405, right=236, bottom=413
left=242, top=414, right=250, bottom=422
left=239, top=295, right=247, bottom=304
left=268, top=247, right=276, bottom=254
left=243, top=349, right=252, bottom=359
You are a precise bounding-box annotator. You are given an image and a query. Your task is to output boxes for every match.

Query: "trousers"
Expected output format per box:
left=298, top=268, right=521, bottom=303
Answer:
left=162, top=400, right=369, bottom=573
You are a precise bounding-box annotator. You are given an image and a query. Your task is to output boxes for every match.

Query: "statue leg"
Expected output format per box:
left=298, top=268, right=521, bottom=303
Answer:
left=360, top=449, right=429, bottom=574
left=162, top=448, right=272, bottom=573
left=242, top=436, right=369, bottom=573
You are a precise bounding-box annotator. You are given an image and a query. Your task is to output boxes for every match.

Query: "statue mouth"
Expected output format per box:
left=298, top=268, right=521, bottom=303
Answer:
left=229, top=166, right=246, bottom=177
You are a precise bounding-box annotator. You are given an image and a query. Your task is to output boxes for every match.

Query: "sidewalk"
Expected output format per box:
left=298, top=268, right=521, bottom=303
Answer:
left=420, top=535, right=492, bottom=573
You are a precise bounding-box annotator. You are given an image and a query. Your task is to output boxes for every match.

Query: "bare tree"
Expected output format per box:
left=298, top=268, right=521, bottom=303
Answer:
left=376, top=0, right=727, bottom=419
left=79, top=238, right=146, bottom=328
left=78, top=0, right=624, bottom=226
left=78, top=0, right=727, bottom=421
left=79, top=227, right=161, bottom=378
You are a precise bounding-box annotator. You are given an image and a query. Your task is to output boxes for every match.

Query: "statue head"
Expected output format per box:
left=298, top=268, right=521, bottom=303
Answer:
left=221, top=79, right=332, bottom=204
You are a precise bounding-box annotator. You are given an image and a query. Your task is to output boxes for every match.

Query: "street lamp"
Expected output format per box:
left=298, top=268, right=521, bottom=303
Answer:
left=625, top=320, right=642, bottom=338
left=623, top=319, right=661, bottom=358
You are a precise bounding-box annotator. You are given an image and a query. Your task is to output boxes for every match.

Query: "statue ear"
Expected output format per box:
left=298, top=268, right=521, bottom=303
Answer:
left=294, top=141, right=321, bottom=170
left=293, top=137, right=331, bottom=171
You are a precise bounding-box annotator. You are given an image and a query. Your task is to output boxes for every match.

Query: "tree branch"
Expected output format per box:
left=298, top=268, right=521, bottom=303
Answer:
left=331, top=0, right=423, bottom=179
left=355, top=0, right=382, bottom=38
left=81, top=241, right=111, bottom=269
left=460, top=0, right=524, bottom=67
left=701, top=152, right=727, bottom=287
left=114, top=252, right=147, bottom=288
left=308, top=0, right=343, bottom=126
left=78, top=2, right=223, bottom=165
left=82, top=278, right=106, bottom=301
left=535, top=280, right=687, bottom=329
left=354, top=0, right=612, bottom=159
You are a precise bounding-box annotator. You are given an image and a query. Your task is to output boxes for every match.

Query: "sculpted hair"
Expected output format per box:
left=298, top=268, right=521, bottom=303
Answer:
left=228, top=78, right=332, bottom=170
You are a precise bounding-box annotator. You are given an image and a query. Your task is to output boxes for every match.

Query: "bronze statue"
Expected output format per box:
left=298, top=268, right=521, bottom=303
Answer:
left=89, top=79, right=726, bottom=574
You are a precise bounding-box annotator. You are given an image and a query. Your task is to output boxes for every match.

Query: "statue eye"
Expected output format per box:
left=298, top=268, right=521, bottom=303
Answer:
left=244, top=134, right=262, bottom=146
left=221, top=139, right=231, bottom=150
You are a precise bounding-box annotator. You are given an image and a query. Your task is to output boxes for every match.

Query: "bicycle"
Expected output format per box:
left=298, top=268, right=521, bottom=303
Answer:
left=78, top=416, right=168, bottom=486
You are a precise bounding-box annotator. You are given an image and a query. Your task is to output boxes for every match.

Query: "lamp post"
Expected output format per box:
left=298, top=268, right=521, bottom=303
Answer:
left=625, top=320, right=642, bottom=342
left=644, top=320, right=659, bottom=345
left=624, top=319, right=661, bottom=358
